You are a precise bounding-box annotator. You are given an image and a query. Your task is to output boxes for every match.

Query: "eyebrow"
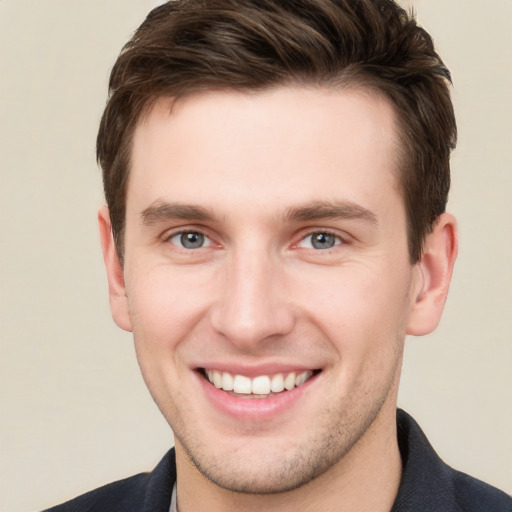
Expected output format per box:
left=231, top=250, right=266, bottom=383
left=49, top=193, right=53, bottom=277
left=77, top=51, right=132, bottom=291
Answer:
left=283, top=200, right=377, bottom=224
left=140, top=199, right=377, bottom=226
left=141, top=201, right=216, bottom=225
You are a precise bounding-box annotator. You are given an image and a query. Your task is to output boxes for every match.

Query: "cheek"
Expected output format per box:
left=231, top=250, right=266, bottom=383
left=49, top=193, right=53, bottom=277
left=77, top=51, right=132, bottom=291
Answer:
left=310, top=271, right=409, bottom=402
left=124, top=264, right=217, bottom=375
left=124, top=267, right=210, bottom=410
left=300, top=263, right=412, bottom=353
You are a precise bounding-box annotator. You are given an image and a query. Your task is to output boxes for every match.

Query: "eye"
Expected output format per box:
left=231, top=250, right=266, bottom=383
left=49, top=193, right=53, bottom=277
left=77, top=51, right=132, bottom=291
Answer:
left=298, top=232, right=342, bottom=250
left=169, top=231, right=212, bottom=249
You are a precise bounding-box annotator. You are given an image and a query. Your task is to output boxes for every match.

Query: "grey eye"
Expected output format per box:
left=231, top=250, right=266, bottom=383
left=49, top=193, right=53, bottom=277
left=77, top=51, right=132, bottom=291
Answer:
left=311, top=233, right=336, bottom=249
left=299, top=232, right=341, bottom=250
left=170, top=231, right=210, bottom=249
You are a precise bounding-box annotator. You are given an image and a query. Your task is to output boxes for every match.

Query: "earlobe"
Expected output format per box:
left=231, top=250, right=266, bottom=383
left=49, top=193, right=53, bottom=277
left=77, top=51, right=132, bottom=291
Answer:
left=98, top=205, right=133, bottom=332
left=407, top=213, right=458, bottom=336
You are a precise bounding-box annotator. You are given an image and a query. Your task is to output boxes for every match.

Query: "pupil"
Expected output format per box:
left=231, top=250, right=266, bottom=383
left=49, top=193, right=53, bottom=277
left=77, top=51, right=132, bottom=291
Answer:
left=312, top=233, right=335, bottom=249
left=181, top=232, right=204, bottom=249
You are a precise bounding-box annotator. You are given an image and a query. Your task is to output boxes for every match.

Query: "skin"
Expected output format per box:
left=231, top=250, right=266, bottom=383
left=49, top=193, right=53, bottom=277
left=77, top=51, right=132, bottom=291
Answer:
left=99, top=87, right=457, bottom=512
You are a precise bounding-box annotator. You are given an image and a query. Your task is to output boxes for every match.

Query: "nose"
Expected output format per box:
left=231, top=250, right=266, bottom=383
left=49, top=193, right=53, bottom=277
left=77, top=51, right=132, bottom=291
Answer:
left=210, top=249, right=296, bottom=351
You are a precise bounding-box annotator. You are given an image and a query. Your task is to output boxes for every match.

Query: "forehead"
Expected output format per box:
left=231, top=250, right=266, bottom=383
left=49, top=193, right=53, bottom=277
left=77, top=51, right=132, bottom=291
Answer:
left=128, top=86, right=401, bottom=221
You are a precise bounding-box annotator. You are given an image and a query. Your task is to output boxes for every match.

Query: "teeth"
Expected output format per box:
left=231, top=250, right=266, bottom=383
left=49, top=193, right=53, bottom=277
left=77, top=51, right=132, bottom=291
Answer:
left=205, top=369, right=313, bottom=395
left=233, top=375, right=252, bottom=394
left=284, top=372, right=296, bottom=390
left=270, top=373, right=284, bottom=393
left=295, top=372, right=307, bottom=387
left=252, top=375, right=271, bottom=395
left=222, top=372, right=234, bottom=391
left=213, top=370, right=222, bottom=388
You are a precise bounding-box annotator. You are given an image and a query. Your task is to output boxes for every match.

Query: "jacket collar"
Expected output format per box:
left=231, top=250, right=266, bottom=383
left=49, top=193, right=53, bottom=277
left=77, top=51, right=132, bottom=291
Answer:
left=392, top=409, right=460, bottom=512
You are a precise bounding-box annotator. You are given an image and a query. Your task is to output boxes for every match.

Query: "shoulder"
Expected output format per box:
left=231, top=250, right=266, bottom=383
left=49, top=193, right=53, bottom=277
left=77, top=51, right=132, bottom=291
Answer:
left=451, top=469, right=512, bottom=512
left=41, top=449, right=177, bottom=512
left=41, top=472, right=151, bottom=512
left=394, top=410, right=512, bottom=512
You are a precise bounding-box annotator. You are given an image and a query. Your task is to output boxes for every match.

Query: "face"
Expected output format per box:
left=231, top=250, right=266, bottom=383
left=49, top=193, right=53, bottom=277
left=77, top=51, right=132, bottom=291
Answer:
left=107, top=87, right=425, bottom=493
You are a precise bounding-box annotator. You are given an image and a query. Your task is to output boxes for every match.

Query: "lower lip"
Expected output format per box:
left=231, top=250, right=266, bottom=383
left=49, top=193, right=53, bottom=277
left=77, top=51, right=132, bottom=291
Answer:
left=196, top=371, right=319, bottom=422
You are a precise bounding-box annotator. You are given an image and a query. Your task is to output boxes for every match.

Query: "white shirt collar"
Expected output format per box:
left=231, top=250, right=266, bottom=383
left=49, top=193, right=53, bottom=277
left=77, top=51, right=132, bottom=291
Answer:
left=169, top=481, right=178, bottom=512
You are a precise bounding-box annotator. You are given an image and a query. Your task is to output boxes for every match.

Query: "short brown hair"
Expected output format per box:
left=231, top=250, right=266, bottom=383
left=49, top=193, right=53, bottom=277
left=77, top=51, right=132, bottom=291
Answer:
left=97, top=0, right=456, bottom=263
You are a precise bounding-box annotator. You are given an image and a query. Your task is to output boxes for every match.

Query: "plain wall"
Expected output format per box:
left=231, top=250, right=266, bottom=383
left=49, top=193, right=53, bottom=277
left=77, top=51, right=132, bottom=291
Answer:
left=0, top=1, right=510, bottom=510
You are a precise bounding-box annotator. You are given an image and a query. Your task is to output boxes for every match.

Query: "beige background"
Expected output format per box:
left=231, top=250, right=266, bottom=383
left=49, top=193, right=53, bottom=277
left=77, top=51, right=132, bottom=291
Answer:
left=1, top=1, right=511, bottom=510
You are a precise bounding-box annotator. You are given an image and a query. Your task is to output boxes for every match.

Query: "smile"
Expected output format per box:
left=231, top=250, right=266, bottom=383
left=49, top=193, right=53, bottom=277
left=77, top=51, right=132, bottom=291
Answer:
left=204, top=369, right=314, bottom=396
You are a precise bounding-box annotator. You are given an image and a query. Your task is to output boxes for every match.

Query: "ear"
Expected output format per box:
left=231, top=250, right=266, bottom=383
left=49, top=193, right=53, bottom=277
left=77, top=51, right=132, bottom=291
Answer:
left=98, top=205, right=133, bottom=332
left=407, top=213, right=458, bottom=336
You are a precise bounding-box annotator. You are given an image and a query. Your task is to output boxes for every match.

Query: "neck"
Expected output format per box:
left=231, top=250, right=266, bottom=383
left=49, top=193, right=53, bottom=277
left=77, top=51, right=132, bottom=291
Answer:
left=176, top=402, right=402, bottom=512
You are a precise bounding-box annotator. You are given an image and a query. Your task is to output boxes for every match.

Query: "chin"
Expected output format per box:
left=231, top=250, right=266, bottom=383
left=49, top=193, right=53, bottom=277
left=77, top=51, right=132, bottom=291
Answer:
left=184, top=443, right=333, bottom=494
left=176, top=403, right=381, bottom=496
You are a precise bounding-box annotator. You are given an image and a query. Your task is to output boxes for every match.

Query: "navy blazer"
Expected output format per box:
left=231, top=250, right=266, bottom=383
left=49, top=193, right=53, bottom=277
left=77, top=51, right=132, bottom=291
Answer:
left=43, top=410, right=512, bottom=511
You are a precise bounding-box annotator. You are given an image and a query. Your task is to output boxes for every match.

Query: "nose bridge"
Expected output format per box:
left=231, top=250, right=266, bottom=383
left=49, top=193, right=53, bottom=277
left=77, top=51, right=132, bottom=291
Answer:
left=211, top=240, right=295, bottom=347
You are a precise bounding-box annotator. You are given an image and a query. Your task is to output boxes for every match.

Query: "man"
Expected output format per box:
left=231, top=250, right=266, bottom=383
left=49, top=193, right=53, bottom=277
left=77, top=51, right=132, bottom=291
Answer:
left=44, top=0, right=511, bottom=510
